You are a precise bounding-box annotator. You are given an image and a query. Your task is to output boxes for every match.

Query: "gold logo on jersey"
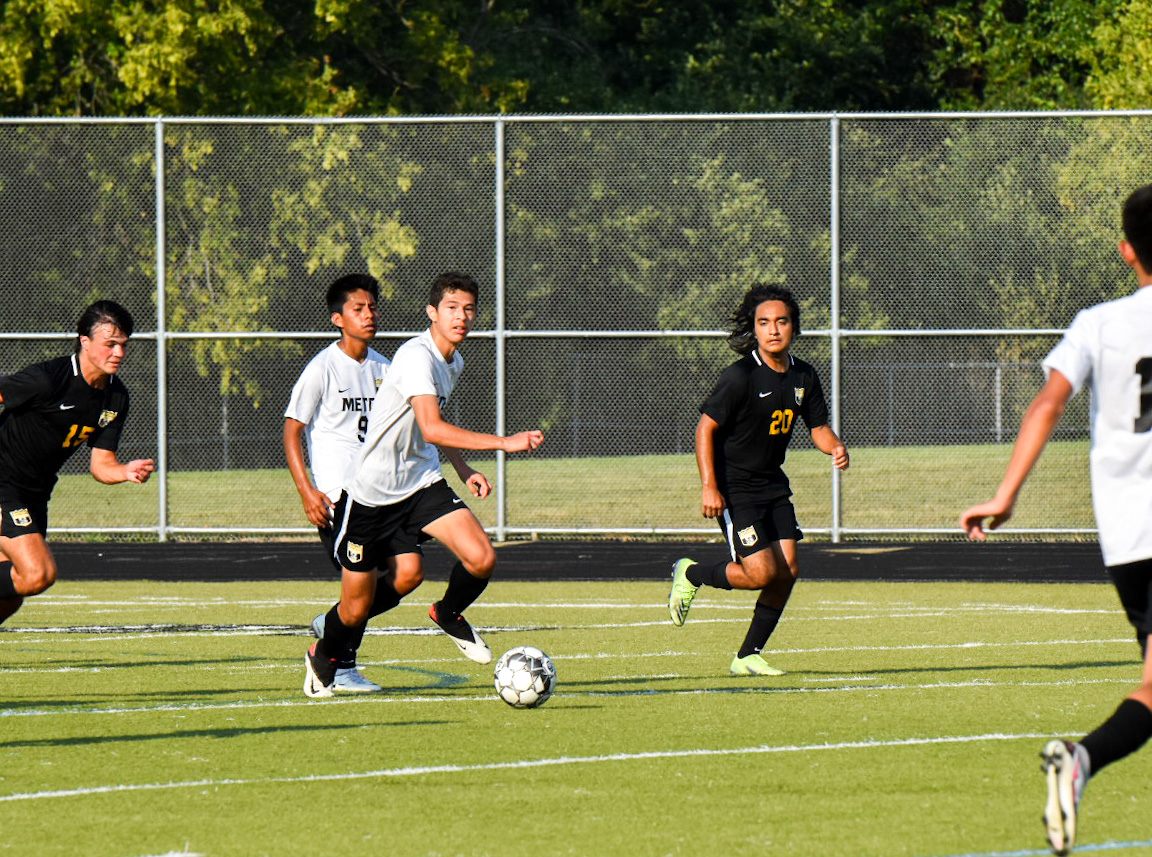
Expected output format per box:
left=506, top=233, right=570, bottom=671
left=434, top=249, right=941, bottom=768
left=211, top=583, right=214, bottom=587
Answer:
left=98, top=410, right=118, bottom=427
left=738, top=526, right=758, bottom=547
left=346, top=541, right=364, bottom=564
left=9, top=508, right=32, bottom=528
left=375, top=377, right=383, bottom=389
left=793, top=388, right=805, bottom=406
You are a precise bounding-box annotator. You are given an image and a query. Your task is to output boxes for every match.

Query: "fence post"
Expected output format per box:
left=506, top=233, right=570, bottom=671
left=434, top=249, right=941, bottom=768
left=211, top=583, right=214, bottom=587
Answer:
left=829, top=116, right=843, bottom=544
left=154, top=119, right=169, bottom=543
left=494, top=119, right=508, bottom=542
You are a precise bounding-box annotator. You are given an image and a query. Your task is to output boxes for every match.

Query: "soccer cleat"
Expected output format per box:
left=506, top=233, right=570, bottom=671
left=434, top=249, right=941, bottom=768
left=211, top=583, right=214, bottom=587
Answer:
left=1042, top=739, right=1087, bottom=856
left=303, top=642, right=337, bottom=698
left=311, top=612, right=325, bottom=639
left=429, top=602, right=492, bottom=664
left=668, top=558, right=700, bottom=626
left=729, top=653, right=786, bottom=676
left=333, top=667, right=383, bottom=693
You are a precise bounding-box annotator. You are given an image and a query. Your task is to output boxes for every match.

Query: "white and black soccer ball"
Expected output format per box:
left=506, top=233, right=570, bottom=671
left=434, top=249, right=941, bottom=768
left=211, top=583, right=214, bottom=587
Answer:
left=493, top=645, right=556, bottom=709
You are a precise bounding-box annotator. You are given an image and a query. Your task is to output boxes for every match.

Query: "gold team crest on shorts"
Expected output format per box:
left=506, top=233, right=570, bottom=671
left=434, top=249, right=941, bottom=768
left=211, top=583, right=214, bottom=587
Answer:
left=346, top=541, right=364, bottom=564
left=793, top=388, right=805, bottom=406
left=738, top=526, right=758, bottom=547
left=98, top=410, right=118, bottom=427
left=9, top=508, right=32, bottom=528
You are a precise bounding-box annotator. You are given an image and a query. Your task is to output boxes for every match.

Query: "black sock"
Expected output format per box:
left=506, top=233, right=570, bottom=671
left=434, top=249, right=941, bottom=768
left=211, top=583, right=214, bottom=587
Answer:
left=437, top=562, right=489, bottom=619
left=317, top=604, right=355, bottom=667
left=1080, top=698, right=1152, bottom=775
left=737, top=603, right=784, bottom=659
left=688, top=560, right=732, bottom=590
left=0, top=562, right=16, bottom=598
left=343, top=580, right=404, bottom=663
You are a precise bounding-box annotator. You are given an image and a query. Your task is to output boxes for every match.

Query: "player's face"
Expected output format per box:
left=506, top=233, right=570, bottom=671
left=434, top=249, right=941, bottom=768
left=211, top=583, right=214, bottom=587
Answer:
left=80, top=324, right=130, bottom=376
left=333, top=289, right=377, bottom=341
left=753, top=300, right=794, bottom=358
left=427, top=289, right=477, bottom=346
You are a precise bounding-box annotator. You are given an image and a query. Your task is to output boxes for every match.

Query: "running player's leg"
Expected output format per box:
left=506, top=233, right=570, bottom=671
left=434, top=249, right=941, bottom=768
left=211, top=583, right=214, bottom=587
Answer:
left=0, top=533, right=57, bottom=625
left=422, top=506, right=495, bottom=664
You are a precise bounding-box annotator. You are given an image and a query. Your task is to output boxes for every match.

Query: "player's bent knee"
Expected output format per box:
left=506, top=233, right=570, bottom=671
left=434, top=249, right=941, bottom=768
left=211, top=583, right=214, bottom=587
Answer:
left=17, top=566, right=55, bottom=596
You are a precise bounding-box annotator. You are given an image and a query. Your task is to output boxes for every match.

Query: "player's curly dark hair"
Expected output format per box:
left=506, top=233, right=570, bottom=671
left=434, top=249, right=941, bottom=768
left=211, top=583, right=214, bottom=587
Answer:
left=429, top=272, right=479, bottom=307
left=726, top=284, right=800, bottom=355
left=75, top=300, right=134, bottom=352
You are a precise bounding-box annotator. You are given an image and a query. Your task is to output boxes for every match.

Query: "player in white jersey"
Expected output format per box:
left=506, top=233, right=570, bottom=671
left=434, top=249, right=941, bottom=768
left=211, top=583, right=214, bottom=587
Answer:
left=284, top=274, right=389, bottom=692
left=303, top=272, right=544, bottom=698
left=961, top=184, right=1152, bottom=856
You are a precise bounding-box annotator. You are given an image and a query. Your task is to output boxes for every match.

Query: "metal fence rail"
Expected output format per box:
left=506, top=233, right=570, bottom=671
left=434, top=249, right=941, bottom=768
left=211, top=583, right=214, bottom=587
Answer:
left=1, top=112, right=1139, bottom=542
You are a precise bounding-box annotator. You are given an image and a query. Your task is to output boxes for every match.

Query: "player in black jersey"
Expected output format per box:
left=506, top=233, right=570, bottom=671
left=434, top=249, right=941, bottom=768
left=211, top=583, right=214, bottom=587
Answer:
left=0, top=301, right=155, bottom=626
left=668, top=284, right=849, bottom=675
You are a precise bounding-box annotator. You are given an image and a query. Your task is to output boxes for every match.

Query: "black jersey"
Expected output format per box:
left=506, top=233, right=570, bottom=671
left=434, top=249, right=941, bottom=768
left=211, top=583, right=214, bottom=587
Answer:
left=0, top=354, right=130, bottom=498
left=700, top=350, right=829, bottom=504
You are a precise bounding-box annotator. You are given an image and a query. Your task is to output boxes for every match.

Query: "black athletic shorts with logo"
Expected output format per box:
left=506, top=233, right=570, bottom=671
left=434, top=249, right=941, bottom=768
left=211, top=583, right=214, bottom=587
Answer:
left=317, top=491, right=350, bottom=572
left=0, top=486, right=49, bottom=539
left=718, top=494, right=803, bottom=559
left=332, top=479, right=466, bottom=572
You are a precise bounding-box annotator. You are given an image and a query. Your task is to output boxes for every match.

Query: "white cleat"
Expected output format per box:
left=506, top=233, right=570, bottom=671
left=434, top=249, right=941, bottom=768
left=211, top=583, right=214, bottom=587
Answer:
left=1042, top=739, right=1087, bottom=856
left=333, top=667, right=383, bottom=693
left=429, top=602, right=492, bottom=664
left=311, top=613, right=325, bottom=638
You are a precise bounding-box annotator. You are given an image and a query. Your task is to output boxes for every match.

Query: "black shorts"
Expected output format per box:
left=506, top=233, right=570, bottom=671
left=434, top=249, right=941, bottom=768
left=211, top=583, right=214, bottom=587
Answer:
left=0, top=487, right=49, bottom=540
left=332, top=480, right=466, bottom=573
left=1108, top=557, right=1152, bottom=656
left=718, top=495, right=803, bottom=559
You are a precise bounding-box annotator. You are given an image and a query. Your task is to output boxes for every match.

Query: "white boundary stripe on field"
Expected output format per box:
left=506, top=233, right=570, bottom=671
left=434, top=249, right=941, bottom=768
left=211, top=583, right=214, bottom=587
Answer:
left=0, top=731, right=1048, bottom=803
left=0, top=676, right=1135, bottom=720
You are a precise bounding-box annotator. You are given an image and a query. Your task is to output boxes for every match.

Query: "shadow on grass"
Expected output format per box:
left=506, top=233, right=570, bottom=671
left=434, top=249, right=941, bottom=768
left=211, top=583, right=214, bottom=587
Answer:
left=0, top=720, right=453, bottom=749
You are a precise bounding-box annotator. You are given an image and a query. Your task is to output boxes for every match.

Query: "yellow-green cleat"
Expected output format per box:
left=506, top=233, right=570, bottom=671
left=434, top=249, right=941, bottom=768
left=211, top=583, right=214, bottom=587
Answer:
left=668, top=558, right=699, bottom=626
left=730, top=653, right=785, bottom=676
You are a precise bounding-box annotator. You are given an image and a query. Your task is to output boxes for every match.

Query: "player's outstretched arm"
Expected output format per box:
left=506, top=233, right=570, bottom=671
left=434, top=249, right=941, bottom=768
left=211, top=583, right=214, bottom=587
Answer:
left=411, top=395, right=543, bottom=454
left=811, top=425, right=850, bottom=470
left=960, top=370, right=1073, bottom=540
left=89, top=448, right=156, bottom=484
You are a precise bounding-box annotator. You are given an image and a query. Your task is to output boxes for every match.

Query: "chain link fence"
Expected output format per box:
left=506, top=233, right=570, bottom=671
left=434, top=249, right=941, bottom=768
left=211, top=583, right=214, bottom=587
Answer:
left=2, top=113, right=1142, bottom=542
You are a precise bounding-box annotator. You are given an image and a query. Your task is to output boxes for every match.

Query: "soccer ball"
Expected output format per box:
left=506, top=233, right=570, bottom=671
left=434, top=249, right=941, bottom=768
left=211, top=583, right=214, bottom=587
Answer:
left=493, top=645, right=556, bottom=709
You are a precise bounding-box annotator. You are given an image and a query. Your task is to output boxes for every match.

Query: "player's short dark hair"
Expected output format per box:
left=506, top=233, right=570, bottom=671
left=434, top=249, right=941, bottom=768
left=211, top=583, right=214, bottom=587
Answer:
left=75, top=300, right=134, bottom=352
left=727, top=284, right=801, bottom=355
left=326, top=274, right=380, bottom=315
left=1122, top=184, right=1152, bottom=272
left=428, top=272, right=479, bottom=308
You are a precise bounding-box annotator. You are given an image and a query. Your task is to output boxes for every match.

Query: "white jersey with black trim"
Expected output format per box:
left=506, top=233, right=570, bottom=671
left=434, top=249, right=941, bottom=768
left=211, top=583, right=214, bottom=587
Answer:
left=283, top=341, right=389, bottom=501
left=1042, top=285, right=1152, bottom=566
left=347, top=328, right=463, bottom=507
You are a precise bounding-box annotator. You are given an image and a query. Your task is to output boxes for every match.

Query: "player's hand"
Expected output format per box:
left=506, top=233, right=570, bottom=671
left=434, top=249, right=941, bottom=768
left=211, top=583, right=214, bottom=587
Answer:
left=701, top=485, right=726, bottom=519
left=831, top=445, right=850, bottom=470
left=503, top=430, right=544, bottom=453
left=465, top=472, right=491, bottom=499
left=124, top=459, right=156, bottom=483
left=300, top=485, right=334, bottom=528
left=959, top=498, right=1014, bottom=541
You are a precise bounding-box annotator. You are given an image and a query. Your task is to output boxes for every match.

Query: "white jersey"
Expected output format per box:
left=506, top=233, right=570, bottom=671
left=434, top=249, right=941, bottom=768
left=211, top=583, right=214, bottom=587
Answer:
left=347, top=328, right=463, bottom=507
left=283, top=341, right=390, bottom=501
left=1042, top=285, right=1152, bottom=566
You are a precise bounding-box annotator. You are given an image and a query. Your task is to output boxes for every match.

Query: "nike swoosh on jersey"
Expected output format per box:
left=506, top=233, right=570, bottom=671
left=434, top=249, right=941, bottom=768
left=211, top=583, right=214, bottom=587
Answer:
left=758, top=391, right=772, bottom=398
left=59, top=403, right=76, bottom=410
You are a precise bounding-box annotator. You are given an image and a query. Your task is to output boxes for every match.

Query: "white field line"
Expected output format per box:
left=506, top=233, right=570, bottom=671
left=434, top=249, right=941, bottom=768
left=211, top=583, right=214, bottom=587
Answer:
left=0, top=731, right=1052, bottom=804
left=0, top=676, right=1134, bottom=720
left=0, top=637, right=1135, bottom=674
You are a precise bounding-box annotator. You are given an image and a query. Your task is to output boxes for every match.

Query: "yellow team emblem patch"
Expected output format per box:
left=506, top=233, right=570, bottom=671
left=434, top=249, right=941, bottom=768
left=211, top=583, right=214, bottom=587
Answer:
left=793, top=388, right=805, bottom=406
left=9, top=508, right=33, bottom=528
left=738, top=526, right=758, bottom=547
left=98, top=410, right=118, bottom=428
left=346, top=541, right=364, bottom=564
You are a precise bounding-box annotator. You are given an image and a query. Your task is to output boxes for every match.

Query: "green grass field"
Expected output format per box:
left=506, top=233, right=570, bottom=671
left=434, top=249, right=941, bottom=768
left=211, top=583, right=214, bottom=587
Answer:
left=48, top=439, right=1096, bottom=534
left=2, top=577, right=1148, bottom=857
